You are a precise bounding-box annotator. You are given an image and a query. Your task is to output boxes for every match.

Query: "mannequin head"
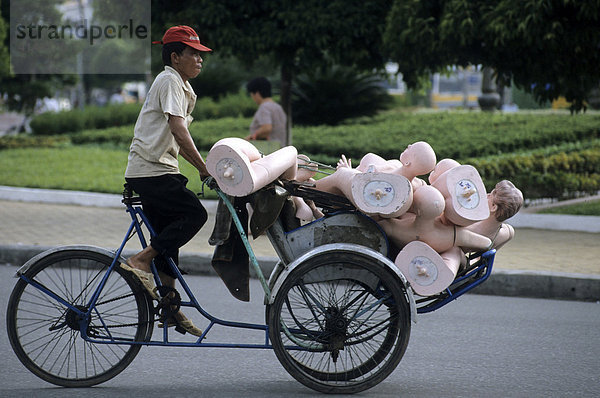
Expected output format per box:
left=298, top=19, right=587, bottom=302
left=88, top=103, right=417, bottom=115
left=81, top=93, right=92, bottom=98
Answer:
left=429, top=158, right=460, bottom=184
left=413, top=185, right=445, bottom=219
left=489, top=180, right=523, bottom=221
left=399, top=141, right=437, bottom=177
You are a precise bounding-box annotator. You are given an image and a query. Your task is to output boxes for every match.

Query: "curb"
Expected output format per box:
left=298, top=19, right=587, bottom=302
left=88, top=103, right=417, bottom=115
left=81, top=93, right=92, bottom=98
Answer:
left=0, top=186, right=124, bottom=208
left=0, top=186, right=219, bottom=212
left=507, top=212, right=600, bottom=233
left=0, top=243, right=280, bottom=281
left=2, top=244, right=598, bottom=302
left=471, top=269, right=600, bottom=302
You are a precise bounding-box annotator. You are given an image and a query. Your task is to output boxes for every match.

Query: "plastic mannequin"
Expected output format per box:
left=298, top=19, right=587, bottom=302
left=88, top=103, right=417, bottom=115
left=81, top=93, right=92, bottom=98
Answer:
left=355, top=153, right=397, bottom=173
left=377, top=185, right=492, bottom=253
left=206, top=137, right=298, bottom=197
left=356, top=141, right=437, bottom=190
left=314, top=141, right=436, bottom=218
left=292, top=155, right=324, bottom=221
left=428, top=158, right=460, bottom=185
left=429, top=159, right=489, bottom=226
left=466, top=180, right=523, bottom=250
left=379, top=185, right=491, bottom=296
left=315, top=154, right=413, bottom=218
left=394, top=242, right=464, bottom=296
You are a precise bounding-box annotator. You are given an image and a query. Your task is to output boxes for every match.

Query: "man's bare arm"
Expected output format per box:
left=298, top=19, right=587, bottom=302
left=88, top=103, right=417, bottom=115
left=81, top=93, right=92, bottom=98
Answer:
left=168, top=115, right=209, bottom=178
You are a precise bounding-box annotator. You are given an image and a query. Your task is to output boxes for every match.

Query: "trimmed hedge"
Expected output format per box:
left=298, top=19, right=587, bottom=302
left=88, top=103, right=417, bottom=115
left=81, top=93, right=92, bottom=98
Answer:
left=192, top=91, right=256, bottom=120
left=31, top=103, right=142, bottom=135
left=30, top=91, right=256, bottom=136
left=67, top=117, right=252, bottom=149
left=293, top=112, right=600, bottom=162
left=468, top=140, right=600, bottom=199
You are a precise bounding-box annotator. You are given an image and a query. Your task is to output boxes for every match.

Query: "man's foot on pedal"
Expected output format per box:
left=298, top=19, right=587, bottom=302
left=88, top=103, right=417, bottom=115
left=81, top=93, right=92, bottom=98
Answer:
left=158, top=313, right=203, bottom=337
left=120, top=263, right=159, bottom=300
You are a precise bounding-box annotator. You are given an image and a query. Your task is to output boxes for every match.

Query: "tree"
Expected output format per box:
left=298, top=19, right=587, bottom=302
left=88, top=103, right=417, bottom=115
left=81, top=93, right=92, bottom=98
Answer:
left=0, top=0, right=75, bottom=131
left=0, top=12, right=9, bottom=79
left=383, top=0, right=600, bottom=112
left=150, top=0, right=393, bottom=144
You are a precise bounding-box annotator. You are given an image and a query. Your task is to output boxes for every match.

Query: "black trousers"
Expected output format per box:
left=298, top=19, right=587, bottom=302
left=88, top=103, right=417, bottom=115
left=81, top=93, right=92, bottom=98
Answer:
left=126, top=174, right=208, bottom=277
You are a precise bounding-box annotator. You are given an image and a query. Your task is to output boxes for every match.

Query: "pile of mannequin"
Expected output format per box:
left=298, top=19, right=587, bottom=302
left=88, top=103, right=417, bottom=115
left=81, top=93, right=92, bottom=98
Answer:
left=206, top=137, right=523, bottom=296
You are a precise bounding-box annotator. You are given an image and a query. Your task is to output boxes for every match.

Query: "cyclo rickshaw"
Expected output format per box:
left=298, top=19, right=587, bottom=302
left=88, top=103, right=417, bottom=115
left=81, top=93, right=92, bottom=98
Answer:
left=6, top=175, right=496, bottom=394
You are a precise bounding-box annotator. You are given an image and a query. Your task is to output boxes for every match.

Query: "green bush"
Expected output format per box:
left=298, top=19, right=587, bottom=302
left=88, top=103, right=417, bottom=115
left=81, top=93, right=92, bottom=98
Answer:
left=30, top=103, right=142, bottom=135
left=191, top=91, right=256, bottom=120
left=538, top=199, right=600, bottom=215
left=468, top=140, right=600, bottom=199
left=68, top=117, right=252, bottom=151
left=292, top=65, right=393, bottom=125
left=292, top=112, right=600, bottom=163
left=69, top=126, right=133, bottom=147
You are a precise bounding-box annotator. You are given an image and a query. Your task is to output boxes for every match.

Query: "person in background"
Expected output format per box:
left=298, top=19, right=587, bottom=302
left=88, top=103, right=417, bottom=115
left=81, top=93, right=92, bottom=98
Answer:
left=245, top=77, right=287, bottom=146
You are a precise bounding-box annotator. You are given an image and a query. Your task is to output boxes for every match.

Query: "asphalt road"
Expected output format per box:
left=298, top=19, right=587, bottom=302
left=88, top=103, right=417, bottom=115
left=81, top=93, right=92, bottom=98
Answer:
left=1, top=264, right=599, bottom=398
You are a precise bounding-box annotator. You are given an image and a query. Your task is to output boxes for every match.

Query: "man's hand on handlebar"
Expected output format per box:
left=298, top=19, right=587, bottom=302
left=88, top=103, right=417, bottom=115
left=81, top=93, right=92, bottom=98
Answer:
left=199, top=169, right=211, bottom=181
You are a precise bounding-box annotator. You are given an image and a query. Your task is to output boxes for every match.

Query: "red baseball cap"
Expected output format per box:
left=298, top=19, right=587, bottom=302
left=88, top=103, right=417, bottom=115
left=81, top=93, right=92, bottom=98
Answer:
left=152, top=25, right=212, bottom=52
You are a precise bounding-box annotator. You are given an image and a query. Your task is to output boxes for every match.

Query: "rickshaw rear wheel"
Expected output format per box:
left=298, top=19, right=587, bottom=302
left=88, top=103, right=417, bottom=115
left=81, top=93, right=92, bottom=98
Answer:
left=268, top=250, right=411, bottom=394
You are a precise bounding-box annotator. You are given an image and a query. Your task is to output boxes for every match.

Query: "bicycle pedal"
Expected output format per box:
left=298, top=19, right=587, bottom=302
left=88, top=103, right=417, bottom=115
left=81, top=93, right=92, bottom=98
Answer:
left=175, top=324, right=187, bottom=335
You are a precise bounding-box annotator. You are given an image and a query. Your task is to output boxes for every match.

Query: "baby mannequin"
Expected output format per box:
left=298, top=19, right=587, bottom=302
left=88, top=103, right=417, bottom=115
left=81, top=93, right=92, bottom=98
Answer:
left=206, top=137, right=298, bottom=197
left=466, top=180, right=523, bottom=250
left=377, top=185, right=492, bottom=253
left=429, top=158, right=489, bottom=226
left=355, top=153, right=398, bottom=173
left=357, top=141, right=437, bottom=190
left=428, top=158, right=460, bottom=184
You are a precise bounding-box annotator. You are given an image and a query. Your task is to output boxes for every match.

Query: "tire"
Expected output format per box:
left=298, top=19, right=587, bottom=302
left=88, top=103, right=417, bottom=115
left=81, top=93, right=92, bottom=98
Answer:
left=268, top=250, right=411, bottom=394
left=6, top=250, right=153, bottom=387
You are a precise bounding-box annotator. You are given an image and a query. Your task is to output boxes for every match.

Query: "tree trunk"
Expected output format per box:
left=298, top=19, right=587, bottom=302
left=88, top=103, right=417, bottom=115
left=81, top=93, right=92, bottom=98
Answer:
left=280, top=63, right=293, bottom=146
left=478, top=67, right=500, bottom=111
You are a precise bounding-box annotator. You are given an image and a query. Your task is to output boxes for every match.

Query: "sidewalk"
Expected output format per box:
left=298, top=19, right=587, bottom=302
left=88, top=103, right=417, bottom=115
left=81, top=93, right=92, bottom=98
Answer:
left=0, top=186, right=598, bottom=301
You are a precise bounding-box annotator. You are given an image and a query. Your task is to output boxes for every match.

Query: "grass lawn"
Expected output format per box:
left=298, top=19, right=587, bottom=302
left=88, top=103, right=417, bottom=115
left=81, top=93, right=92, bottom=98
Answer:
left=0, top=145, right=217, bottom=198
left=536, top=199, right=600, bottom=216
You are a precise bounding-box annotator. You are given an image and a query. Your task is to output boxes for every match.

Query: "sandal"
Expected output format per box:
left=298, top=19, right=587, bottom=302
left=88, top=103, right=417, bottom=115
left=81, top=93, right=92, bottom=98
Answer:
left=120, top=263, right=159, bottom=300
left=158, top=314, right=203, bottom=337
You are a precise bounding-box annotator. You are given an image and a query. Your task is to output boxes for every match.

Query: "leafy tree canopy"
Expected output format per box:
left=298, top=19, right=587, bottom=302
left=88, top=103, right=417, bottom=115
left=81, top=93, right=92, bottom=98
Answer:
left=150, top=0, right=393, bottom=142
left=384, top=0, right=600, bottom=111
left=152, top=0, right=390, bottom=70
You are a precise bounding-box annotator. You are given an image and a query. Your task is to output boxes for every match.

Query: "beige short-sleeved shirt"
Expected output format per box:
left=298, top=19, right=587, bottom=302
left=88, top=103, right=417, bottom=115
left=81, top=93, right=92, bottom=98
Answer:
left=125, top=66, right=196, bottom=178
